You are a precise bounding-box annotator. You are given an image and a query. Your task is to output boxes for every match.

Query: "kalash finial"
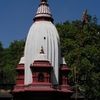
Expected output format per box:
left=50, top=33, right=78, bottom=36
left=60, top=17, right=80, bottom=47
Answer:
left=41, top=0, right=47, bottom=3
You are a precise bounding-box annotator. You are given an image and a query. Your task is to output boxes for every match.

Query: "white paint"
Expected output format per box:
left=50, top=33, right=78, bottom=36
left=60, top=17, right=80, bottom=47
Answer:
left=19, top=57, right=24, bottom=64
left=24, top=1, right=61, bottom=85
left=61, top=57, right=66, bottom=64
left=35, top=4, right=52, bottom=18
left=24, top=21, right=61, bottom=85
left=34, top=53, right=48, bottom=61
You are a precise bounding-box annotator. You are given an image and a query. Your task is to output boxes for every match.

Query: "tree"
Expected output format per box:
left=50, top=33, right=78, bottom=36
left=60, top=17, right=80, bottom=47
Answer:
left=56, top=15, right=100, bottom=100
left=0, top=42, right=5, bottom=84
left=0, top=42, right=4, bottom=67
left=6, top=39, right=25, bottom=68
left=0, top=39, right=25, bottom=84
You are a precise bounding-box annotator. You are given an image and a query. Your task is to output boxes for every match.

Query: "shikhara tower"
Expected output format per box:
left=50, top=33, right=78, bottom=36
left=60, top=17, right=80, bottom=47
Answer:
left=13, top=0, right=73, bottom=100
left=24, top=0, right=61, bottom=85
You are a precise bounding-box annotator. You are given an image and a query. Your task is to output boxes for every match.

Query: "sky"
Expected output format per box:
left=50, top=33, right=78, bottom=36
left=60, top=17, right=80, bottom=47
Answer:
left=0, top=0, right=100, bottom=48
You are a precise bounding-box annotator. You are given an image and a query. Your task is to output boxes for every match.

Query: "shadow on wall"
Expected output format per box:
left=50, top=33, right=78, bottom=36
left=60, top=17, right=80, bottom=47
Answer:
left=51, top=69, right=58, bottom=84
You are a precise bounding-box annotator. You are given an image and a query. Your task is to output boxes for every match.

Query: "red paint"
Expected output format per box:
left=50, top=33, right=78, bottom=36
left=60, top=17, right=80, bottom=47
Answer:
left=15, top=63, right=24, bottom=85
left=31, top=60, right=52, bottom=83
left=13, top=61, right=73, bottom=95
left=60, top=64, right=70, bottom=85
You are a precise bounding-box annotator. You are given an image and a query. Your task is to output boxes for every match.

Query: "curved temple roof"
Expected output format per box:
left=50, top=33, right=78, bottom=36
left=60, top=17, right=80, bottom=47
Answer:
left=24, top=0, right=61, bottom=85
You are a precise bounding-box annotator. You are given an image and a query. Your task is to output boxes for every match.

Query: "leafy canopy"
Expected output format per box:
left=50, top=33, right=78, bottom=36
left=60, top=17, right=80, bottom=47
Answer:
left=56, top=14, right=100, bottom=99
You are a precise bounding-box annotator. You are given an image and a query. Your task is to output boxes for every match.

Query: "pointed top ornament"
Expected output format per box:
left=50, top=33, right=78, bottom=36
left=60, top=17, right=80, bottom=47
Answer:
left=41, top=0, right=47, bottom=2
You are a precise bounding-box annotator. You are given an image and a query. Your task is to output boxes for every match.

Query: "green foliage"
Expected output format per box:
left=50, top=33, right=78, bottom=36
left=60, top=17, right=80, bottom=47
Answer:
left=0, top=39, right=25, bottom=84
left=0, top=42, right=5, bottom=83
left=56, top=15, right=100, bottom=99
left=0, top=42, right=4, bottom=68
left=6, top=40, right=25, bottom=68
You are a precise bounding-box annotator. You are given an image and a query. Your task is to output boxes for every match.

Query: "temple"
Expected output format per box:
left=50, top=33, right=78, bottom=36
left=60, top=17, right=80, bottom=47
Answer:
left=13, top=0, right=73, bottom=100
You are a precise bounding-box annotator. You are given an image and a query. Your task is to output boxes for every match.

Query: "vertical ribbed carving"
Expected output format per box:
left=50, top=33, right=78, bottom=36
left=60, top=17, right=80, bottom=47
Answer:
left=25, top=22, right=61, bottom=85
left=35, top=2, right=52, bottom=18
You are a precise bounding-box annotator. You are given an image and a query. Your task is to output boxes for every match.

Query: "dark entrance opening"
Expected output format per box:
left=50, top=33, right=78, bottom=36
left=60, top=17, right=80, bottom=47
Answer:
left=38, top=72, right=44, bottom=82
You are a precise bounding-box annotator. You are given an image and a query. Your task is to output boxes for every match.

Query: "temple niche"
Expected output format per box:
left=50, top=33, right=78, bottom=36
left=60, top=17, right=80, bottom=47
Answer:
left=12, top=0, right=75, bottom=100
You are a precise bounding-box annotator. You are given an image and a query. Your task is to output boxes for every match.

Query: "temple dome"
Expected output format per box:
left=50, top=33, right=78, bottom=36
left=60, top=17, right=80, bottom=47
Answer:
left=24, top=0, right=61, bottom=85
